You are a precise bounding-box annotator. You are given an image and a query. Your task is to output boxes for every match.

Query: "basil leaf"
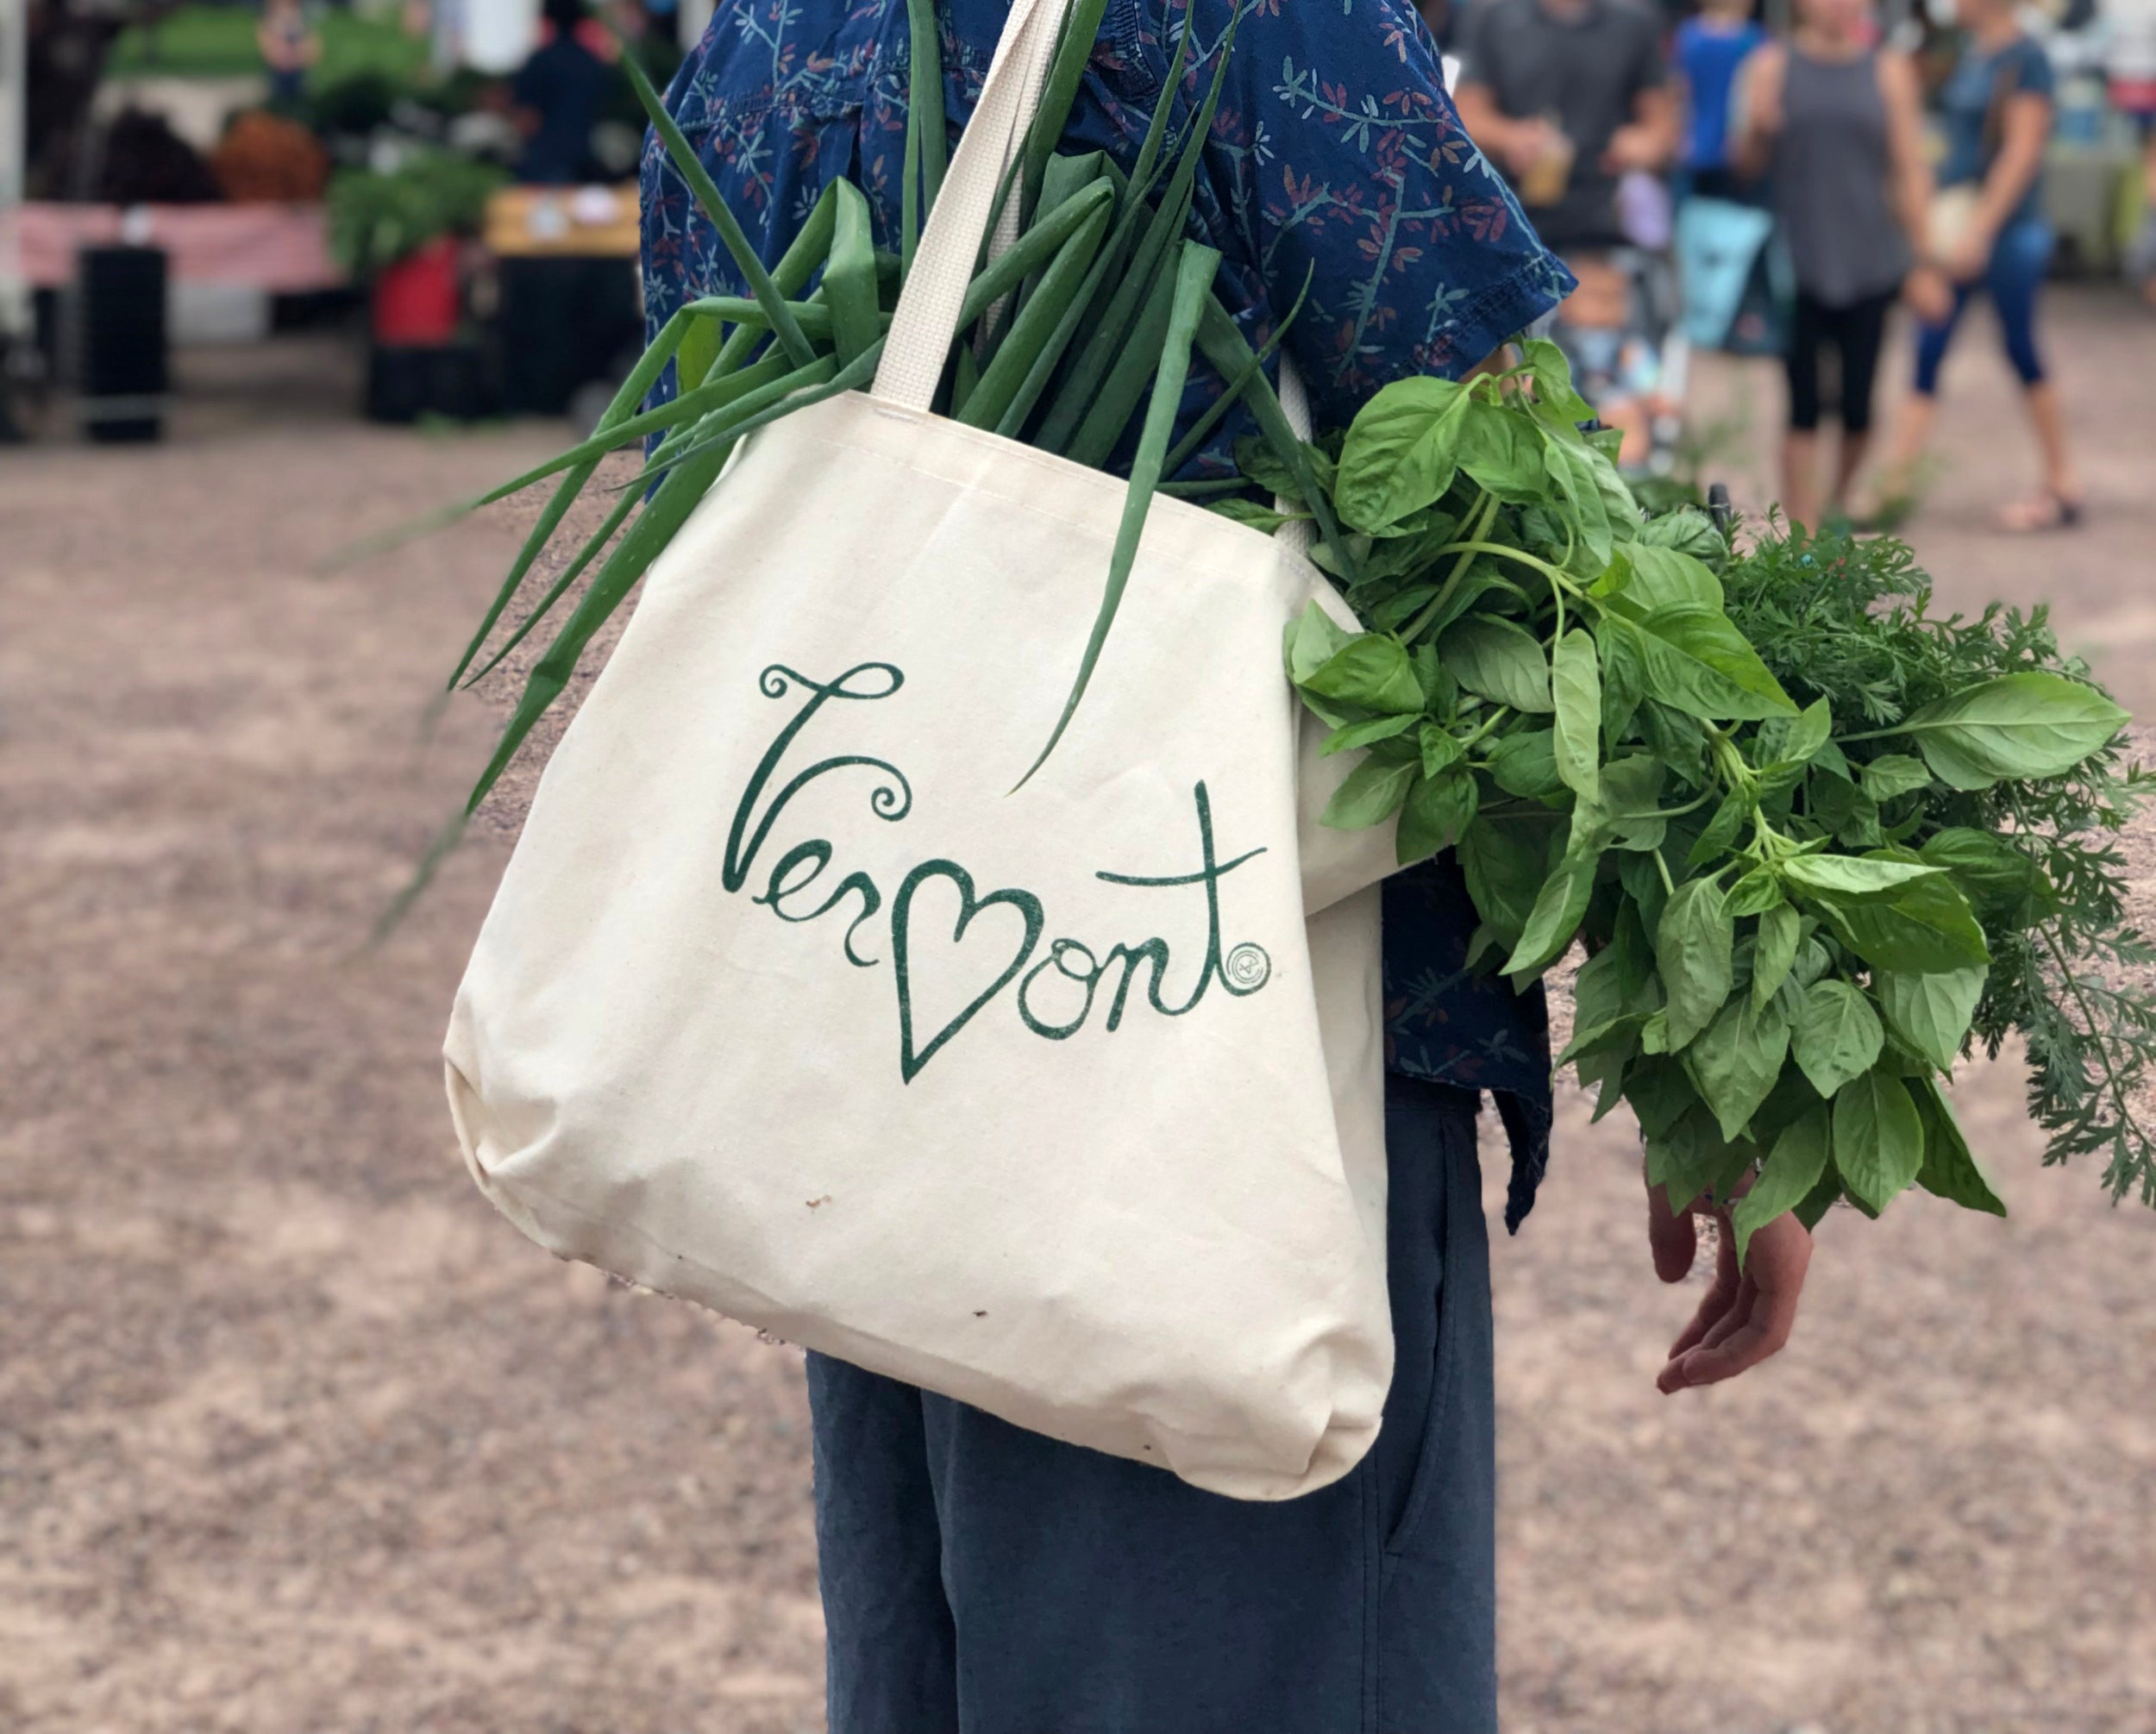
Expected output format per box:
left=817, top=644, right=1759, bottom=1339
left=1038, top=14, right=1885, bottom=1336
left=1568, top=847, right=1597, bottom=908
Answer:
left=1635, top=505, right=1728, bottom=569
left=1646, top=1105, right=1754, bottom=1210
left=1320, top=757, right=1416, bottom=829
left=1598, top=611, right=1645, bottom=742
left=1688, top=789, right=1747, bottom=868
left=1656, top=876, right=1734, bottom=1051
left=1893, top=673, right=2128, bottom=792
left=1763, top=698, right=1833, bottom=769
left=1548, top=628, right=1602, bottom=800
left=1321, top=712, right=1421, bottom=756
left=1396, top=767, right=1479, bottom=864
left=1792, top=980, right=1884, bottom=1099
left=1858, top=754, right=1933, bottom=802
left=1504, top=842, right=1600, bottom=980
left=1634, top=603, right=1800, bottom=722
left=1794, top=1167, right=1845, bottom=1229
left=1832, top=1069, right=1926, bottom=1212
left=1752, top=902, right=1802, bottom=1011
left=1689, top=991, right=1793, bottom=1141
left=1488, top=729, right=1565, bottom=800
left=1819, top=874, right=1990, bottom=973
left=1782, top=854, right=1945, bottom=901
left=1457, top=400, right=1550, bottom=503
left=1875, top=966, right=1986, bottom=1072
left=1334, top=376, right=1473, bottom=532
left=1440, top=614, right=1553, bottom=712
left=1542, top=435, right=1615, bottom=567
left=1910, top=1075, right=2007, bottom=1216
left=1733, top=1104, right=1832, bottom=1264
left=1626, top=1055, right=1701, bottom=1140
left=1918, top=827, right=2038, bottom=897
left=1610, top=543, right=1724, bottom=613
left=1725, top=866, right=1783, bottom=919
left=1520, top=335, right=1594, bottom=422
left=1458, top=813, right=1552, bottom=946
left=1301, top=634, right=1426, bottom=715
left=1420, top=723, right=1464, bottom=779
left=1286, top=601, right=1353, bottom=685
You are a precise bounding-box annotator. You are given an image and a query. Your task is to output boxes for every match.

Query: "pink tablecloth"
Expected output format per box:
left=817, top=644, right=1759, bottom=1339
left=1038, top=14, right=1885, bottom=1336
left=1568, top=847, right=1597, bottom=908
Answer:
left=3, top=203, right=345, bottom=291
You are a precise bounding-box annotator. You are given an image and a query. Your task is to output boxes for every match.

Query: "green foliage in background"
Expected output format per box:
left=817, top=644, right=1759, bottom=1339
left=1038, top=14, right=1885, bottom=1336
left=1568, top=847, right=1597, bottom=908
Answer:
left=325, top=149, right=507, bottom=276
left=109, top=3, right=429, bottom=84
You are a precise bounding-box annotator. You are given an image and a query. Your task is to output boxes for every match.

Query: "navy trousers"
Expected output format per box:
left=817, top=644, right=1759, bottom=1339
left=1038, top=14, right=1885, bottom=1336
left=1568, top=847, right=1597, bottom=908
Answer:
left=805, top=1075, right=1496, bottom=1734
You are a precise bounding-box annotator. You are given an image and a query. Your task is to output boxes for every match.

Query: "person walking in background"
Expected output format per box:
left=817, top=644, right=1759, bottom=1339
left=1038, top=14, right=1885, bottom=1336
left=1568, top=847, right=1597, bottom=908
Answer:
left=2103, top=0, right=2156, bottom=304
left=1453, top=0, right=1677, bottom=457
left=1735, top=0, right=1938, bottom=529
left=1883, top=0, right=2081, bottom=530
left=1674, top=0, right=1768, bottom=202
left=257, top=0, right=321, bottom=112
left=511, top=0, right=614, bottom=185
left=1452, top=0, right=1678, bottom=260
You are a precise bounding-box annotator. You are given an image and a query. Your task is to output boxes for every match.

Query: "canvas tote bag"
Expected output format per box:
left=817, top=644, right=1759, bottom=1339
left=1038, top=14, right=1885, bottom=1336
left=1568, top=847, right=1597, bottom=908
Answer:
left=446, top=0, right=1395, bottom=1500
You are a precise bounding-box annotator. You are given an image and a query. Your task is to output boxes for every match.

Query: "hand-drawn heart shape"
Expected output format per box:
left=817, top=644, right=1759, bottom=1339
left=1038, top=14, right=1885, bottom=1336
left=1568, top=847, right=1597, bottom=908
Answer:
left=891, top=859, right=1045, bottom=1083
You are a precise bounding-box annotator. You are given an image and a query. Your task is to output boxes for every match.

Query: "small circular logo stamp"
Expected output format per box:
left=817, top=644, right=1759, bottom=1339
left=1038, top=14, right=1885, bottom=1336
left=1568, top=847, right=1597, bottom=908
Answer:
left=1224, top=942, right=1271, bottom=992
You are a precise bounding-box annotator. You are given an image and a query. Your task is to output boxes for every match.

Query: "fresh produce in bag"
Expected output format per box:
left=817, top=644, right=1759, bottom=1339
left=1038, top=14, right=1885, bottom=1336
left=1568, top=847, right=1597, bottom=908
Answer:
left=407, top=0, right=2150, bottom=1256
left=1245, top=352, right=2152, bottom=1247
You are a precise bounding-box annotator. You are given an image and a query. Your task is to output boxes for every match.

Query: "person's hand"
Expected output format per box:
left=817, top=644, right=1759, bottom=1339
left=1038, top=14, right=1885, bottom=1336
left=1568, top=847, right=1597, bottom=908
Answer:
left=1946, top=228, right=1992, bottom=284
left=1645, top=1170, right=1813, bottom=1393
left=1501, top=116, right=1563, bottom=177
left=1903, top=263, right=1954, bottom=324
left=1600, top=123, right=1664, bottom=175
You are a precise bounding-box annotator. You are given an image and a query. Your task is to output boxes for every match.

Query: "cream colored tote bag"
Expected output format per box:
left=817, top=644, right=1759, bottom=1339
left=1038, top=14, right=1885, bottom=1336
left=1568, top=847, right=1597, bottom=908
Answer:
left=446, top=0, right=1395, bottom=1500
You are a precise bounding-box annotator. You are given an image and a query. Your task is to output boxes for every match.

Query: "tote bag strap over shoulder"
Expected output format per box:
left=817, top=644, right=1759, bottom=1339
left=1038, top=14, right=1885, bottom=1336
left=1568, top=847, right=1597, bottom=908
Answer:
left=874, top=0, right=1062, bottom=411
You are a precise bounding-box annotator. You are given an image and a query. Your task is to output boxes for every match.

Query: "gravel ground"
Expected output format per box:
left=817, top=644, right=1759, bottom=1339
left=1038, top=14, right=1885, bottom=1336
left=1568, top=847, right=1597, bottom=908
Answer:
left=3, top=298, right=2154, bottom=1733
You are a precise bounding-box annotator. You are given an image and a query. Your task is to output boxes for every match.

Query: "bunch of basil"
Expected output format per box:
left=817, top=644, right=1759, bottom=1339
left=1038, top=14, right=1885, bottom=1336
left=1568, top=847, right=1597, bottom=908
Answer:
left=1256, top=347, right=2136, bottom=1255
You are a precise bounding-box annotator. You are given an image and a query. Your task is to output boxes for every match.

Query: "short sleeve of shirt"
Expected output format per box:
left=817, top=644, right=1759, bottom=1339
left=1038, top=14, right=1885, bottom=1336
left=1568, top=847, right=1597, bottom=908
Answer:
left=1451, top=0, right=1501, bottom=91
left=1622, top=6, right=1668, bottom=99
left=1181, top=0, right=1572, bottom=430
left=2010, top=36, right=2057, bottom=99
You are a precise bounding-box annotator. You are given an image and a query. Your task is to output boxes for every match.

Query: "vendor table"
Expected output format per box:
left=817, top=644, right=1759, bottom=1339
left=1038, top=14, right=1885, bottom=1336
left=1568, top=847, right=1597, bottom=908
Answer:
left=4, top=202, right=343, bottom=291
left=483, top=183, right=642, bottom=418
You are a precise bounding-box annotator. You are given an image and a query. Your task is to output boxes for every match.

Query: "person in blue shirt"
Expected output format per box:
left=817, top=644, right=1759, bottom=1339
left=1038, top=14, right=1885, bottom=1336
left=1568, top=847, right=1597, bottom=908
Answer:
left=642, top=4, right=1819, bottom=1726
left=1674, top=0, right=1769, bottom=200
left=1884, top=0, right=2083, bottom=531
left=511, top=0, right=613, bottom=185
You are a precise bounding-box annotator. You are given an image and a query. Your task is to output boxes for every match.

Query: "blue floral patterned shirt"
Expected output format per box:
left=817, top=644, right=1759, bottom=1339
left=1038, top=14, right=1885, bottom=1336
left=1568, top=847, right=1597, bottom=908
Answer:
left=642, top=0, right=1569, bottom=1223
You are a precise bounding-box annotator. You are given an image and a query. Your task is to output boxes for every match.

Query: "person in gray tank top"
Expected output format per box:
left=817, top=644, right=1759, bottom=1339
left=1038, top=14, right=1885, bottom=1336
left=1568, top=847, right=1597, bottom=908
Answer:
left=1734, top=0, right=1939, bottom=529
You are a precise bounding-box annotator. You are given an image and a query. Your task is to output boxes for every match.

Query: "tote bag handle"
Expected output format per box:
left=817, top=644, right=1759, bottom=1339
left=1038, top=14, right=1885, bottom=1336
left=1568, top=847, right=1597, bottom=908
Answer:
left=874, top=3, right=1318, bottom=463
left=875, top=0, right=1063, bottom=411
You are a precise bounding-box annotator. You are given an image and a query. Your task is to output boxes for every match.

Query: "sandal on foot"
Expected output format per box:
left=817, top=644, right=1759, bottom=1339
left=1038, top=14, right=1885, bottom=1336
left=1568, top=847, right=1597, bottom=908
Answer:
left=1998, top=491, right=2084, bottom=532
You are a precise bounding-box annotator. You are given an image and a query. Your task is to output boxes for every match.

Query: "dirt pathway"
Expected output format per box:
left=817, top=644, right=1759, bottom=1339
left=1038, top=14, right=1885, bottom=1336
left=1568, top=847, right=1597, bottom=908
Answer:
left=3, top=313, right=2153, bottom=1732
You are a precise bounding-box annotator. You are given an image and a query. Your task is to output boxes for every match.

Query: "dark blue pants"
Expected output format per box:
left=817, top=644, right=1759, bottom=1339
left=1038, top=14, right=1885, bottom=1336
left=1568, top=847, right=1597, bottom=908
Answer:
left=805, top=1075, right=1495, bottom=1734
left=1914, top=216, right=2056, bottom=395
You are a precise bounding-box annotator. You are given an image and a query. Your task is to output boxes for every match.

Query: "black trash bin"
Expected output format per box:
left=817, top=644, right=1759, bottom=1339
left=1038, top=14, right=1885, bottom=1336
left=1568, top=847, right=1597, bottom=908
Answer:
left=77, top=245, right=168, bottom=443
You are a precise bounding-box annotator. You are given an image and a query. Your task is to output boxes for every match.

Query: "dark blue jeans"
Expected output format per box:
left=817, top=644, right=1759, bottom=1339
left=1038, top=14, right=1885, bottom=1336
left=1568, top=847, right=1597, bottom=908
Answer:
left=805, top=1074, right=1495, bottom=1734
left=1914, top=216, right=2056, bottom=394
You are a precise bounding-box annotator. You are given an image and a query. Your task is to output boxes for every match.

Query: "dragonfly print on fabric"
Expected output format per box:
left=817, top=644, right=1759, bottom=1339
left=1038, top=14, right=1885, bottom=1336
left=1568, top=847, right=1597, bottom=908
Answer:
left=641, top=0, right=1572, bottom=477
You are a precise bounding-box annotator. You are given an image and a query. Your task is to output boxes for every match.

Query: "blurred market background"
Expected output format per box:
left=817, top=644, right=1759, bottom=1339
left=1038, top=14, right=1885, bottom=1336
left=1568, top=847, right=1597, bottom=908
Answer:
left=3, top=0, right=2153, bottom=1730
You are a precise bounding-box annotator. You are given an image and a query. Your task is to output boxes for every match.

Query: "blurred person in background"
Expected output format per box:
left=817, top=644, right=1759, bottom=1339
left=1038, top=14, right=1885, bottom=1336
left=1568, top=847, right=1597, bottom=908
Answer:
left=512, top=0, right=615, bottom=184
left=2105, top=0, right=2156, bottom=302
left=257, top=0, right=322, bottom=111
left=1452, top=0, right=1679, bottom=259
left=1453, top=0, right=1678, bottom=456
left=1674, top=0, right=1768, bottom=202
left=1883, top=0, right=2082, bottom=529
left=1736, top=0, right=1939, bottom=529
